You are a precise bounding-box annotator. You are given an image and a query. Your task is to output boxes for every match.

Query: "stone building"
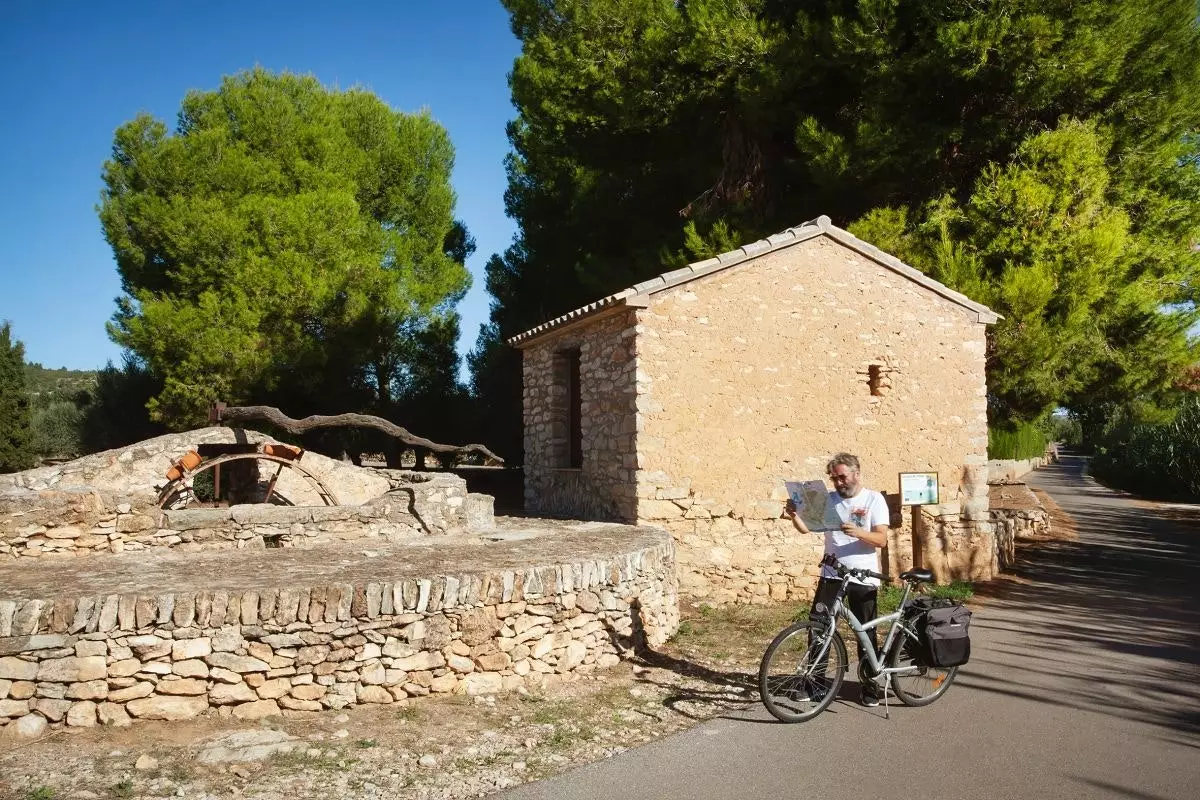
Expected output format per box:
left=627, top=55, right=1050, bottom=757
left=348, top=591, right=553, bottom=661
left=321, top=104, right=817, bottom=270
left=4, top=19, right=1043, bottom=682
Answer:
left=510, top=216, right=1000, bottom=604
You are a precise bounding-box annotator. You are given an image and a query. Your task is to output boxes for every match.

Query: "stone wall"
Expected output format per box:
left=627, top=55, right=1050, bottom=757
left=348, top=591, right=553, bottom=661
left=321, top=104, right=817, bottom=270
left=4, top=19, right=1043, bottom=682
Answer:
left=0, top=428, right=392, bottom=510
left=987, top=456, right=1052, bottom=484
left=988, top=482, right=1051, bottom=570
left=522, top=312, right=640, bottom=521
left=1, top=472, right=492, bottom=562
left=0, top=527, right=677, bottom=738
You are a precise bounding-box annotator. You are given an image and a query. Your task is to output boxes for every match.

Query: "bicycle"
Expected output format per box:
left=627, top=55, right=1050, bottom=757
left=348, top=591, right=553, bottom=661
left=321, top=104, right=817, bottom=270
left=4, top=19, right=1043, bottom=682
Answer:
left=758, top=554, right=959, bottom=722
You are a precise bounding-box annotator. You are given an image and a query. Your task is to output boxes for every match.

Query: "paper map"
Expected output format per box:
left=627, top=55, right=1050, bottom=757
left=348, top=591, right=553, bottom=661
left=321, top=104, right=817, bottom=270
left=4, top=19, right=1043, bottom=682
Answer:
left=784, top=480, right=845, bottom=532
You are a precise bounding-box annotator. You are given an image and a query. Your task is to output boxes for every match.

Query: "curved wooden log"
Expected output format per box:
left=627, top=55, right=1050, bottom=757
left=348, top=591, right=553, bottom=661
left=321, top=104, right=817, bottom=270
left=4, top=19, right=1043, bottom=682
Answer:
left=214, top=405, right=504, bottom=465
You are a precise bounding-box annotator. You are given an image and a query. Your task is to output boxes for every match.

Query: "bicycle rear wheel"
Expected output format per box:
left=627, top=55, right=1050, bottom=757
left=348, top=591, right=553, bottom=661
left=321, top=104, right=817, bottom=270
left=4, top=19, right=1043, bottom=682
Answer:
left=887, top=630, right=957, bottom=706
left=759, top=621, right=847, bottom=723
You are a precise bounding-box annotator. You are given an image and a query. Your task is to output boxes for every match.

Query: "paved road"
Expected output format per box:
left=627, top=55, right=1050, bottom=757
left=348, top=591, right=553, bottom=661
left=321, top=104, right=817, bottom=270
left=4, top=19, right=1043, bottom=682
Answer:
left=501, top=455, right=1200, bottom=800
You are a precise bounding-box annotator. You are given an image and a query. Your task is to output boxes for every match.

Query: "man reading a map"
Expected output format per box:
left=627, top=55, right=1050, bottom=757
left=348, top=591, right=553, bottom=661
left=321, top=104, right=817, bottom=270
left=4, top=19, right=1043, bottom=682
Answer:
left=783, top=452, right=891, bottom=706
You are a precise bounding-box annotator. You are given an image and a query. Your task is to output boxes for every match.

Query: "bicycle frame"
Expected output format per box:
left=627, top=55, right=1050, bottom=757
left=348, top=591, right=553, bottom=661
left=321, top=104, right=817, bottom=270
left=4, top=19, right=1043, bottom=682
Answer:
left=813, top=574, right=924, bottom=680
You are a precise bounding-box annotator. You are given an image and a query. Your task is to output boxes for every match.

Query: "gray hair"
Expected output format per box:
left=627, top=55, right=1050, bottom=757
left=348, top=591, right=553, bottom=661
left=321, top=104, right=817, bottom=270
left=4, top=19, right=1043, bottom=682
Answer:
left=826, top=452, right=861, bottom=475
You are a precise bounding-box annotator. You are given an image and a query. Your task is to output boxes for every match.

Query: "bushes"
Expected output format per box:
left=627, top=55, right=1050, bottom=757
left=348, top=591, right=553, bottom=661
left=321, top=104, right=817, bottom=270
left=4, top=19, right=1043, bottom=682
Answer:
left=1090, top=395, right=1200, bottom=501
left=988, top=420, right=1048, bottom=460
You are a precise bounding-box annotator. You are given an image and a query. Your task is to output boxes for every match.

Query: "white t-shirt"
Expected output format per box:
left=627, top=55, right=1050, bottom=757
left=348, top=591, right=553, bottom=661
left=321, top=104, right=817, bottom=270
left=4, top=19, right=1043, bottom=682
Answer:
left=821, top=488, right=889, bottom=587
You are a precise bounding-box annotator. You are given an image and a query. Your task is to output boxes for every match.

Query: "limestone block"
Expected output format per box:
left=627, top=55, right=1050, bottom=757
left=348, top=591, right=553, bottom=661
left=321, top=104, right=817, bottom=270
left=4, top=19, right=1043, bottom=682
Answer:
left=34, top=698, right=72, bottom=721
left=65, top=680, right=109, bottom=700
left=426, top=673, right=456, bottom=693
left=247, top=642, right=272, bottom=662
left=126, top=695, right=208, bottom=720
left=557, top=641, right=588, bottom=673
left=458, top=608, right=501, bottom=646
left=360, top=663, right=386, bottom=685
left=172, top=660, right=209, bottom=678
left=262, top=633, right=305, bottom=648
left=290, top=684, right=326, bottom=701
left=108, top=659, right=142, bottom=678
left=0, top=657, right=38, bottom=681
left=206, top=653, right=269, bottom=673
left=36, top=656, right=106, bottom=683
left=212, top=627, right=244, bottom=653
left=462, top=672, right=503, bottom=696
left=97, top=702, right=132, bottom=727
left=391, top=651, right=445, bottom=672
left=210, top=682, right=258, bottom=705
left=127, top=635, right=169, bottom=657
left=138, top=661, right=172, bottom=676
left=0, top=698, right=30, bottom=717
left=278, top=696, right=321, bottom=712
left=108, top=682, right=154, bottom=703
left=172, top=638, right=212, bottom=660
left=156, top=678, right=207, bottom=695
left=531, top=633, right=571, bottom=660
left=640, top=500, right=685, bottom=520
left=75, top=640, right=107, bottom=658
left=255, top=679, right=291, bottom=700
left=356, top=685, right=393, bottom=704
left=296, top=645, right=330, bottom=665
left=210, top=667, right=241, bottom=684
left=2, top=713, right=47, bottom=740
left=474, top=652, right=510, bottom=672
left=66, top=700, right=98, bottom=727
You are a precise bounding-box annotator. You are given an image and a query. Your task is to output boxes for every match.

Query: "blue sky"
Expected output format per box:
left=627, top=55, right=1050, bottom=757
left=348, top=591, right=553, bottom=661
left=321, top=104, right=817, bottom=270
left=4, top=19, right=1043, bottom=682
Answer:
left=0, top=0, right=521, bottom=372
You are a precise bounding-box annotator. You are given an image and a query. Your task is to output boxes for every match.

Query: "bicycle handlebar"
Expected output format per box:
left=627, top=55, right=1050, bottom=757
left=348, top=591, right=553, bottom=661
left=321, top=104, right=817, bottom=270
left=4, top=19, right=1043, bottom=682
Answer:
left=820, top=553, right=886, bottom=582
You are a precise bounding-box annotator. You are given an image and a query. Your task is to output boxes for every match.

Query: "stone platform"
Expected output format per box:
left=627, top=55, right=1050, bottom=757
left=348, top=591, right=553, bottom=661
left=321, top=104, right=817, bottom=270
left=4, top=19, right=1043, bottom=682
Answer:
left=0, top=517, right=679, bottom=738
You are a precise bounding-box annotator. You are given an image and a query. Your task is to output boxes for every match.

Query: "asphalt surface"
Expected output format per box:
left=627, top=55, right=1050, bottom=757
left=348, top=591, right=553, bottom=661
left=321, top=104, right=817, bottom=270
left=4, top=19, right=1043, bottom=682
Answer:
left=500, top=455, right=1200, bottom=800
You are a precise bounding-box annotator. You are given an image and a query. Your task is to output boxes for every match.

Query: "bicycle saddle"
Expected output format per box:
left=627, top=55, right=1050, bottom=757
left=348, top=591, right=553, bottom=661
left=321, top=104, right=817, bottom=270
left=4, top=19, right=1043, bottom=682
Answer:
left=900, top=568, right=934, bottom=583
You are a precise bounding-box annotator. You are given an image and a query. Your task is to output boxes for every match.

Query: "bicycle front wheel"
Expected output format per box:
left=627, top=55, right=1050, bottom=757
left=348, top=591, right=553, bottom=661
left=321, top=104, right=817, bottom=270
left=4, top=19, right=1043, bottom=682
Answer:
left=759, top=621, right=847, bottom=723
left=887, top=630, right=957, bottom=706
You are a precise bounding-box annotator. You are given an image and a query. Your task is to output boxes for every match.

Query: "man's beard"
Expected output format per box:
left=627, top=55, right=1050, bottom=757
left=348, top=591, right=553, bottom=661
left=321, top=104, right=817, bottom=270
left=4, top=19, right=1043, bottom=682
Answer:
left=836, top=484, right=858, bottom=498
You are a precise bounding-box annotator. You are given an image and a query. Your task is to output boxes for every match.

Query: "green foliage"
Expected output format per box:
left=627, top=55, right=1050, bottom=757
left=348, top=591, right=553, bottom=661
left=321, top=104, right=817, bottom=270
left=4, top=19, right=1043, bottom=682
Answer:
left=99, top=68, right=471, bottom=429
left=0, top=322, right=35, bottom=473
left=478, top=1, right=1200, bottom=447
left=850, top=119, right=1199, bottom=424
left=988, top=420, right=1049, bottom=460
left=24, top=364, right=96, bottom=406
left=79, top=357, right=167, bottom=454
left=1040, top=412, right=1083, bottom=447
left=107, top=779, right=134, bottom=799
left=31, top=401, right=85, bottom=460
left=1090, top=394, right=1200, bottom=501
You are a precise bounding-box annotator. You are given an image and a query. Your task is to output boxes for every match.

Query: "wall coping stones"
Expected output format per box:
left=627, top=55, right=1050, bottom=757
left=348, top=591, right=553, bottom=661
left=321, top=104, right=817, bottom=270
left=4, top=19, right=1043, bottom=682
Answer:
left=0, top=518, right=670, bottom=611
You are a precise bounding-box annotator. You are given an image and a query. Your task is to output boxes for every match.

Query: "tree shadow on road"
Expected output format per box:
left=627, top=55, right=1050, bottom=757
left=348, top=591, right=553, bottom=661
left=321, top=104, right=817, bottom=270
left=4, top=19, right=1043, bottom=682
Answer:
left=962, top=456, right=1200, bottom=740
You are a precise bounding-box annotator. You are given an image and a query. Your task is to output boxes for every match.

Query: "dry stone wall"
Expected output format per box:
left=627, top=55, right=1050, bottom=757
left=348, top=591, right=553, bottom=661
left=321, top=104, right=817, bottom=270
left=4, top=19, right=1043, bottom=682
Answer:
left=2, top=449, right=493, bottom=561
left=0, top=428, right=391, bottom=509
left=0, top=528, right=677, bottom=738
left=988, top=482, right=1051, bottom=570
left=522, top=311, right=640, bottom=522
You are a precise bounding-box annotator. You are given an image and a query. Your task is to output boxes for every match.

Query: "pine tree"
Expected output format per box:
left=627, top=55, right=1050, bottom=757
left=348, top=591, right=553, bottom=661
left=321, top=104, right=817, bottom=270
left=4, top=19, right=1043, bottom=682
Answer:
left=0, top=322, right=34, bottom=472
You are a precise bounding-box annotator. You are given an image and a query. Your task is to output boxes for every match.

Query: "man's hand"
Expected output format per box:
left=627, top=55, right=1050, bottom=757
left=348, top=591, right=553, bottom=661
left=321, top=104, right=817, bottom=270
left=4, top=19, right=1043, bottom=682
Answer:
left=785, top=500, right=812, bottom=533
left=841, top=522, right=866, bottom=539
left=844, top=523, right=889, bottom=548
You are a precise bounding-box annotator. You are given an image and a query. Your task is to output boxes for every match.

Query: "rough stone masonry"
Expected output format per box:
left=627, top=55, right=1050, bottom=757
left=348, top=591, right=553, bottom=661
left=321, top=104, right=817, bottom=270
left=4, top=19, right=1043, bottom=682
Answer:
left=0, top=522, right=678, bottom=739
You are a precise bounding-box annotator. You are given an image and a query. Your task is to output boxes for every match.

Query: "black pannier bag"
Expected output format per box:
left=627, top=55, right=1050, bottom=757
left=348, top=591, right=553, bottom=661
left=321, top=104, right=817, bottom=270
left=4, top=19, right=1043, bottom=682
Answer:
left=909, top=598, right=972, bottom=668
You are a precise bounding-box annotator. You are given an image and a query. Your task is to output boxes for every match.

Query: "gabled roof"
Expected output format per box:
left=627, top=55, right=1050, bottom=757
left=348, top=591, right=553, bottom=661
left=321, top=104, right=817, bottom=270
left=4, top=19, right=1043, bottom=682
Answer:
left=508, top=215, right=999, bottom=348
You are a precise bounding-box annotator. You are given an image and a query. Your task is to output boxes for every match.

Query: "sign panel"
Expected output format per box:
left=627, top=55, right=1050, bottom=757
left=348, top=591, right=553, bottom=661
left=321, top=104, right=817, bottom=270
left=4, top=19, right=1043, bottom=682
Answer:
left=899, top=472, right=939, bottom=506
